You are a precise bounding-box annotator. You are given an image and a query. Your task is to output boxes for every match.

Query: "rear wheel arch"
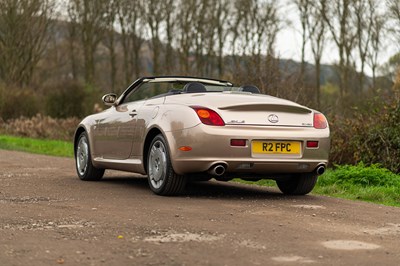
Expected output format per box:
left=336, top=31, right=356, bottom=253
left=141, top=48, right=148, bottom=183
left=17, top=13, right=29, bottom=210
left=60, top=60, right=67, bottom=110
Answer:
left=143, top=127, right=163, bottom=174
left=146, top=133, right=186, bottom=195
left=74, top=126, right=86, bottom=155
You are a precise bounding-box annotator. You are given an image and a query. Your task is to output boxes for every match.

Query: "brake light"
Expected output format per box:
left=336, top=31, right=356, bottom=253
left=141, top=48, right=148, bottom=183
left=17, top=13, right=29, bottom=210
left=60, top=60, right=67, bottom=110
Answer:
left=313, top=113, right=327, bottom=129
left=191, top=106, right=225, bottom=126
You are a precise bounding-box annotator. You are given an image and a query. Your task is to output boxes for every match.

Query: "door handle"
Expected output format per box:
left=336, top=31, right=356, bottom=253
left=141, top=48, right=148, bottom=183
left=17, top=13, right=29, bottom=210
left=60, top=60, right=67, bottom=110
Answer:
left=129, top=110, right=137, bottom=117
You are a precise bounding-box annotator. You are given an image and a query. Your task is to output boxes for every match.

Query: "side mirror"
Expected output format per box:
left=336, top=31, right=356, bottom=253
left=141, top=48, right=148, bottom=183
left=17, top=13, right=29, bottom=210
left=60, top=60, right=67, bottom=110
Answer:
left=102, top=93, right=117, bottom=106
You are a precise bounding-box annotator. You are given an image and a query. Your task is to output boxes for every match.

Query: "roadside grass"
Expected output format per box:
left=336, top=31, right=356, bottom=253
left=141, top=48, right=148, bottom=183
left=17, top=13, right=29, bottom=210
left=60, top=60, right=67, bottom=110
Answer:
left=0, top=135, right=73, bottom=158
left=313, top=163, right=400, bottom=207
left=1, top=135, right=399, bottom=207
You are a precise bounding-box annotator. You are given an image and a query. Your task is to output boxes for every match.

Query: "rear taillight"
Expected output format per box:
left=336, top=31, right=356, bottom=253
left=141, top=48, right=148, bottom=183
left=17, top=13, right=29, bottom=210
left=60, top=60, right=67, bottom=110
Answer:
left=313, top=113, right=327, bottom=129
left=191, top=106, right=225, bottom=126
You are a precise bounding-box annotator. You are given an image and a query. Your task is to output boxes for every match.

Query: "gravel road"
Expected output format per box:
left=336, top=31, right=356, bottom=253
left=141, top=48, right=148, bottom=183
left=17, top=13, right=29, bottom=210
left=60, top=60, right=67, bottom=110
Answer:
left=1, top=149, right=400, bottom=265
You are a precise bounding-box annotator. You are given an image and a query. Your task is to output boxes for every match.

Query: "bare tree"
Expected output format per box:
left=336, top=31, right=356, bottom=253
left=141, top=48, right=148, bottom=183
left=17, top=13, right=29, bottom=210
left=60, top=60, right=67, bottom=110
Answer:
left=229, top=0, right=247, bottom=74
left=322, top=0, right=357, bottom=98
left=354, top=0, right=376, bottom=94
left=213, top=0, right=230, bottom=77
left=0, top=0, right=54, bottom=86
left=250, top=1, right=264, bottom=73
left=66, top=2, right=79, bottom=81
left=163, top=0, right=177, bottom=74
left=262, top=3, right=281, bottom=97
left=227, top=0, right=280, bottom=89
left=231, top=0, right=256, bottom=80
left=307, top=0, right=327, bottom=108
left=368, top=7, right=386, bottom=89
left=251, top=0, right=279, bottom=76
left=387, top=0, right=400, bottom=38
left=202, top=0, right=217, bottom=76
left=103, top=0, right=117, bottom=91
left=193, top=0, right=208, bottom=76
left=261, top=1, right=280, bottom=56
left=293, top=0, right=311, bottom=83
left=145, top=0, right=164, bottom=75
left=387, top=0, right=400, bottom=81
left=117, top=0, right=145, bottom=83
left=238, top=0, right=252, bottom=58
left=68, top=0, right=108, bottom=86
left=177, top=0, right=197, bottom=74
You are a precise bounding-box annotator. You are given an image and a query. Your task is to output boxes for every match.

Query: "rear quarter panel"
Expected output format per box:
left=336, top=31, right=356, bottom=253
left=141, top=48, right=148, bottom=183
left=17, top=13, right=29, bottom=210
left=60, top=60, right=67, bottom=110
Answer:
left=131, top=100, right=201, bottom=157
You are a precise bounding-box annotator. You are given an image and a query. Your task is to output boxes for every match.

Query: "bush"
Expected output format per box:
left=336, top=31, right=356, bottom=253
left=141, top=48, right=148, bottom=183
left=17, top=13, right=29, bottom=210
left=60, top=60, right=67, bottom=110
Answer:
left=320, top=163, right=400, bottom=187
left=0, top=85, right=40, bottom=120
left=0, top=114, right=80, bottom=141
left=329, top=94, right=400, bottom=173
left=44, top=81, right=87, bottom=118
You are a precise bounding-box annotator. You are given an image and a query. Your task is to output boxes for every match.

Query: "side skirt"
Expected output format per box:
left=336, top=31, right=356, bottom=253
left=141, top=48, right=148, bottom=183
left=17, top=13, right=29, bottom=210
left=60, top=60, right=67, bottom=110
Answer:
left=93, top=157, right=146, bottom=174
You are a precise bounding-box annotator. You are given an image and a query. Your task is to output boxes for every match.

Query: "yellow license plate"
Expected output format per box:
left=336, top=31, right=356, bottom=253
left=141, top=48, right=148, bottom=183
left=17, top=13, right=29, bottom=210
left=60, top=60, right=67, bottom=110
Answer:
left=252, top=141, right=301, bottom=155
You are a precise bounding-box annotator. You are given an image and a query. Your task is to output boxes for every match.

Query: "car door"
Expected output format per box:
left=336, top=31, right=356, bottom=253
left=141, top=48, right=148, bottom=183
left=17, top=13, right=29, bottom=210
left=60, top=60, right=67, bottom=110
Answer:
left=93, top=80, right=171, bottom=160
left=93, top=100, right=144, bottom=160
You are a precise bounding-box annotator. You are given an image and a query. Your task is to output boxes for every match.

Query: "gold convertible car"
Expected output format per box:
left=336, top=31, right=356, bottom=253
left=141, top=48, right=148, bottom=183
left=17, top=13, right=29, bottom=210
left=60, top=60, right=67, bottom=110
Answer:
left=74, top=76, right=330, bottom=196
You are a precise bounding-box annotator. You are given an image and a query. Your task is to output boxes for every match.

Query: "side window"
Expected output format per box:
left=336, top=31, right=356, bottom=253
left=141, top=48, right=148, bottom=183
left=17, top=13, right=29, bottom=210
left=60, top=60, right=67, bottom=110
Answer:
left=123, top=82, right=172, bottom=103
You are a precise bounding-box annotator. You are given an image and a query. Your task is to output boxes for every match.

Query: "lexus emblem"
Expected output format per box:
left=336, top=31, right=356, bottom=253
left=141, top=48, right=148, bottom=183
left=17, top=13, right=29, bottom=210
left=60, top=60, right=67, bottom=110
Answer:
left=268, top=114, right=279, bottom=123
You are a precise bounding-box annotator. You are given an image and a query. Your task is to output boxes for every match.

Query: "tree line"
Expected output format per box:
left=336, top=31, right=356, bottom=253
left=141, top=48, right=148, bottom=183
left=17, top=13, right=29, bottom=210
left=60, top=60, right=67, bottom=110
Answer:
left=1, top=0, right=400, bottom=108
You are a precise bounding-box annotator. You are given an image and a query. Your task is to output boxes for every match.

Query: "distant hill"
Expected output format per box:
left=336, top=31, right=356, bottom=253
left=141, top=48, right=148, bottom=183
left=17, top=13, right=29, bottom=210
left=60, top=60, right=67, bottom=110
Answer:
left=278, top=59, right=340, bottom=85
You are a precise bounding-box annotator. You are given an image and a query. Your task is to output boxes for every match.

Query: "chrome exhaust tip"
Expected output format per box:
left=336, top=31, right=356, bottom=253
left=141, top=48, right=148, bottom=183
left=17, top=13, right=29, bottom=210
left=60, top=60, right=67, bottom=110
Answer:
left=316, top=165, right=326, bottom=175
left=208, top=164, right=226, bottom=176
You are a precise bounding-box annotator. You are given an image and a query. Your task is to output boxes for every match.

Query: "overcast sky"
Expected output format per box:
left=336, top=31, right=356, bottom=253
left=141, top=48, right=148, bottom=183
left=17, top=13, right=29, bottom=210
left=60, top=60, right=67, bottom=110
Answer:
left=276, top=0, right=397, bottom=76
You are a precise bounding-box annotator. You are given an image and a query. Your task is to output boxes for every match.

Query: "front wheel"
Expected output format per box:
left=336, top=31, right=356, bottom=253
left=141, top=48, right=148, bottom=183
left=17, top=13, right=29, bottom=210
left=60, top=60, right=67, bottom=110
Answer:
left=147, top=134, right=186, bottom=196
left=276, top=173, right=318, bottom=195
left=75, top=132, right=104, bottom=181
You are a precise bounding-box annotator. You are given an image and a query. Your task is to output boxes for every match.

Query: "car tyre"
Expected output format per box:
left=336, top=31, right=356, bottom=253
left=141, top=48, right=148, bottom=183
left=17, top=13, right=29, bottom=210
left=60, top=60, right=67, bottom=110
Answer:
left=147, top=134, right=186, bottom=196
left=75, top=132, right=104, bottom=181
left=276, top=173, right=318, bottom=195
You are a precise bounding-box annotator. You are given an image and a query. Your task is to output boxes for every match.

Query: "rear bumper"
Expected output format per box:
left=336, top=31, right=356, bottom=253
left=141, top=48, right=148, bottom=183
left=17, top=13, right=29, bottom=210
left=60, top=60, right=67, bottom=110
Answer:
left=165, top=124, right=330, bottom=176
left=172, top=159, right=327, bottom=176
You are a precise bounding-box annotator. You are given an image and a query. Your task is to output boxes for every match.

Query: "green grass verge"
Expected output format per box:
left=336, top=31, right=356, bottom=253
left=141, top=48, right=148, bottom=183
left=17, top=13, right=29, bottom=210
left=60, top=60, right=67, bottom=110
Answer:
left=314, top=163, right=400, bottom=207
left=0, top=135, right=73, bottom=158
left=236, top=163, right=400, bottom=207
left=1, top=135, right=399, bottom=207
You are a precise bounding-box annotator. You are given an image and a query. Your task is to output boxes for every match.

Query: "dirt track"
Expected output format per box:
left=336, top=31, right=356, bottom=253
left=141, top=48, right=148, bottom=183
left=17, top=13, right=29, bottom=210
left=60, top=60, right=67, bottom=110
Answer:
left=1, top=149, right=400, bottom=265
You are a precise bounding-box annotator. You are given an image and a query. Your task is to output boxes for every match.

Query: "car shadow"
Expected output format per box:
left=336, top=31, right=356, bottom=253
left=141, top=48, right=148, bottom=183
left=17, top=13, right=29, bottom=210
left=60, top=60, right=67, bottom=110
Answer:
left=101, top=176, right=149, bottom=192
left=99, top=175, right=319, bottom=201
left=184, top=181, right=320, bottom=201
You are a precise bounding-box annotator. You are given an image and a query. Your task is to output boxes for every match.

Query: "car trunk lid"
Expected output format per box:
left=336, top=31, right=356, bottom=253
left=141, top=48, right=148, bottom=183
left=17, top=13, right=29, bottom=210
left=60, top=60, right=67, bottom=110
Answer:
left=165, top=92, right=314, bottom=127
left=218, top=102, right=313, bottom=127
